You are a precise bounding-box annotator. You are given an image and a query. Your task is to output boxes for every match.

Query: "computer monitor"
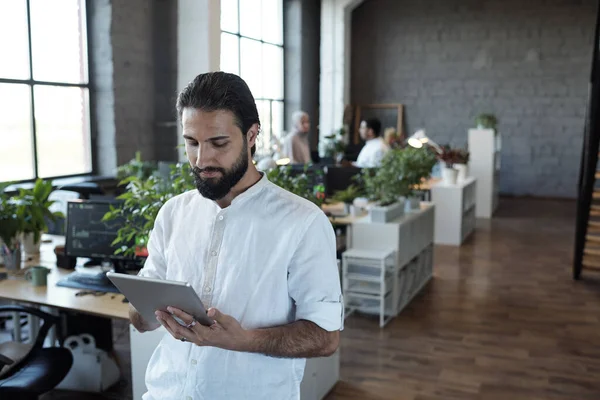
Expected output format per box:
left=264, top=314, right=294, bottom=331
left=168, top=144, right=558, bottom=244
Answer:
left=324, top=165, right=362, bottom=197
left=65, top=199, right=140, bottom=269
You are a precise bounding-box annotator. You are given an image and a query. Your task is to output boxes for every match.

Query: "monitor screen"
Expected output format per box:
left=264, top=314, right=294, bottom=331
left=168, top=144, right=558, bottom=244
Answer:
left=65, top=200, right=134, bottom=260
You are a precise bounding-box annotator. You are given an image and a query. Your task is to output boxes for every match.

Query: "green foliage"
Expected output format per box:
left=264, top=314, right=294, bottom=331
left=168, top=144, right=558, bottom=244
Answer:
left=13, top=179, right=63, bottom=244
left=475, top=113, right=497, bottom=130
left=0, top=182, right=22, bottom=247
left=102, top=163, right=195, bottom=258
left=116, top=151, right=157, bottom=180
left=266, top=165, right=326, bottom=207
left=358, top=148, right=437, bottom=205
left=321, top=128, right=347, bottom=159
left=331, top=184, right=363, bottom=205
left=395, top=147, right=438, bottom=196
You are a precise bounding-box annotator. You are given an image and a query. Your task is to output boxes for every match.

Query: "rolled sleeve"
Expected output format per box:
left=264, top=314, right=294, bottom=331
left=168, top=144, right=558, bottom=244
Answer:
left=288, top=211, right=344, bottom=332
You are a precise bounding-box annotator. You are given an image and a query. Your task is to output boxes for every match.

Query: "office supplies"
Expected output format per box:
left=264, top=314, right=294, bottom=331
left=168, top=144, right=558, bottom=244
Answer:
left=106, top=272, right=213, bottom=327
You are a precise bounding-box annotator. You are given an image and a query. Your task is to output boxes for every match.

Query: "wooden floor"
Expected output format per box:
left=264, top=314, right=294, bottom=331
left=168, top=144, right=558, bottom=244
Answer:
left=326, top=197, right=600, bottom=400
left=40, top=197, right=600, bottom=399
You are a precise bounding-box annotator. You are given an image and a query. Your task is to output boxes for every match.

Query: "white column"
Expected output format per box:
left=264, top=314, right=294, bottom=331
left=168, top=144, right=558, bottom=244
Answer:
left=319, top=0, right=363, bottom=149
left=176, top=0, right=221, bottom=160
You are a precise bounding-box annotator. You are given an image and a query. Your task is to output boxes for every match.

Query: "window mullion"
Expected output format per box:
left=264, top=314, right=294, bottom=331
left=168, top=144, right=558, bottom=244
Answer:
left=25, top=0, right=39, bottom=178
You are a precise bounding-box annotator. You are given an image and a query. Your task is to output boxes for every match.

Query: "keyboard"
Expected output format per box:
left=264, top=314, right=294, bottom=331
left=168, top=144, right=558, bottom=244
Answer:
left=56, top=271, right=120, bottom=293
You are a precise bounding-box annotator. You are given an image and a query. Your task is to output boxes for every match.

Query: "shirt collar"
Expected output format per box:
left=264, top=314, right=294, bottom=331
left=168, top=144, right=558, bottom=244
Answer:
left=228, top=172, right=268, bottom=207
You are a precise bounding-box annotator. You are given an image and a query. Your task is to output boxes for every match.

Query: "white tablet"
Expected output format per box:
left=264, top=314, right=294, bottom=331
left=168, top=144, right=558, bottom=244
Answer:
left=106, top=272, right=214, bottom=327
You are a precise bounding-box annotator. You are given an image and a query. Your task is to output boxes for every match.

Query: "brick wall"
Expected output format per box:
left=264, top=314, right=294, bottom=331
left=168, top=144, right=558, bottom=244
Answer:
left=351, top=0, right=596, bottom=198
left=89, top=0, right=178, bottom=176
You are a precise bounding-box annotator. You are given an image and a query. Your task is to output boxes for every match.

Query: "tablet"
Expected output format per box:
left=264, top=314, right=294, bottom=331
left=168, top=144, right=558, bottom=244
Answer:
left=106, top=272, right=214, bottom=327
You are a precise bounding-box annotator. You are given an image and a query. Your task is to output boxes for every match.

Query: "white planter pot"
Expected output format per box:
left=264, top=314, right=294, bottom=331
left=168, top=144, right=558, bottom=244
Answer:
left=441, top=167, right=458, bottom=185
left=22, top=232, right=41, bottom=254
left=369, top=199, right=405, bottom=223
left=454, top=163, right=468, bottom=183
left=405, top=196, right=421, bottom=212
left=1, top=240, right=22, bottom=270
left=342, top=203, right=351, bottom=215
left=349, top=204, right=361, bottom=217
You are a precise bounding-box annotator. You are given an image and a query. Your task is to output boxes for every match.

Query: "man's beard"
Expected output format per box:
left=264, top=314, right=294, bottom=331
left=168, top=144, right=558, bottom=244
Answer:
left=192, top=142, right=249, bottom=200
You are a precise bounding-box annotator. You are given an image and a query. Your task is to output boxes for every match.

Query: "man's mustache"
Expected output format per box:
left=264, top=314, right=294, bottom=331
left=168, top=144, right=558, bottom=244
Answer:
left=193, top=166, right=226, bottom=174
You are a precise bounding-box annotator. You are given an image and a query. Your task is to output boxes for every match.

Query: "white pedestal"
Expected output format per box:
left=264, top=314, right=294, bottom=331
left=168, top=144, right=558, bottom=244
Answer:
left=468, top=128, right=500, bottom=218
left=129, top=326, right=339, bottom=400
left=345, top=204, right=435, bottom=324
left=430, top=177, right=477, bottom=246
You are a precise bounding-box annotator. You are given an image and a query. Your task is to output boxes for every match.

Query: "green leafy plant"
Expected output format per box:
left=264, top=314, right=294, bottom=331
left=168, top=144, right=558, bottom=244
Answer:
left=267, top=165, right=326, bottom=207
left=331, top=184, right=363, bottom=205
left=321, top=128, right=347, bottom=160
left=116, top=151, right=157, bottom=180
left=475, top=113, right=497, bottom=130
left=0, top=182, right=22, bottom=248
left=394, top=147, right=438, bottom=197
left=358, top=150, right=412, bottom=206
left=14, top=179, right=64, bottom=244
left=102, top=163, right=195, bottom=258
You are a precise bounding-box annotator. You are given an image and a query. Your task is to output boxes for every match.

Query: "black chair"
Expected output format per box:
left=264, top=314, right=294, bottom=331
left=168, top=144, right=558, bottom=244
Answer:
left=0, top=306, right=73, bottom=400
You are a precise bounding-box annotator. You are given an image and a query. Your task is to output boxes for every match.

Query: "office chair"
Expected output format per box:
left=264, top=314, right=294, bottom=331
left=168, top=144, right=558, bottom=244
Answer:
left=0, top=306, right=73, bottom=400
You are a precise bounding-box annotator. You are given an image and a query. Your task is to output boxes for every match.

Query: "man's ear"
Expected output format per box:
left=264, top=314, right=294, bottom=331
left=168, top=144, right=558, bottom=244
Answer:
left=246, top=123, right=259, bottom=149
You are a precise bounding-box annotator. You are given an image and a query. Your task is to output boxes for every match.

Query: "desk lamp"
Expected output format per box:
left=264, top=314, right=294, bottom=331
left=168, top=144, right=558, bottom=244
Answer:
left=407, top=129, right=443, bottom=155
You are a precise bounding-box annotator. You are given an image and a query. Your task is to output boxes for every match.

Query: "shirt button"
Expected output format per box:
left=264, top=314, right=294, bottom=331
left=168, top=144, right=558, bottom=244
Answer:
left=191, top=359, right=197, bottom=365
left=205, top=287, right=212, bottom=293
left=211, top=251, right=217, bottom=256
left=218, top=215, right=224, bottom=221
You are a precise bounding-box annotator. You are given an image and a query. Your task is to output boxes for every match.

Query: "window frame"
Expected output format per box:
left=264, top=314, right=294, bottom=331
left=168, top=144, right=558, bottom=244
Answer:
left=221, top=0, right=284, bottom=158
left=0, top=0, right=94, bottom=183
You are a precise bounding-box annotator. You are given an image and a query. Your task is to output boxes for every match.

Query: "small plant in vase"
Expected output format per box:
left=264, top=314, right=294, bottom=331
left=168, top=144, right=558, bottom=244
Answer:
left=331, top=184, right=364, bottom=215
left=475, top=113, right=498, bottom=131
left=14, top=179, right=64, bottom=254
left=395, top=147, right=438, bottom=210
left=453, top=149, right=470, bottom=183
left=0, top=183, right=23, bottom=270
left=438, top=146, right=461, bottom=185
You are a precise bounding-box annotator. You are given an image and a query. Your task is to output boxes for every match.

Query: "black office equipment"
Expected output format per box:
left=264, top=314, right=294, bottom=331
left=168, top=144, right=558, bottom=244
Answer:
left=324, top=165, right=363, bottom=197
left=57, top=199, right=142, bottom=293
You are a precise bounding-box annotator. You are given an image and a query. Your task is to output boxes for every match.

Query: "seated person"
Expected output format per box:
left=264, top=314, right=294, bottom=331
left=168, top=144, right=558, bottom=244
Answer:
left=353, top=118, right=389, bottom=168
left=282, top=111, right=312, bottom=164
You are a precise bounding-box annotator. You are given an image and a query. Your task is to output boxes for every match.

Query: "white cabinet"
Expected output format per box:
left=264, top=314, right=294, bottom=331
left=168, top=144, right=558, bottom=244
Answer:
left=344, top=204, right=435, bottom=326
left=430, top=177, right=476, bottom=246
left=468, top=128, right=500, bottom=218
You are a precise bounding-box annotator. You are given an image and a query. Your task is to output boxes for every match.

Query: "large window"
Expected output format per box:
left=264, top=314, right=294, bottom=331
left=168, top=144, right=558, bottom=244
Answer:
left=0, top=0, right=91, bottom=183
left=220, top=0, right=284, bottom=158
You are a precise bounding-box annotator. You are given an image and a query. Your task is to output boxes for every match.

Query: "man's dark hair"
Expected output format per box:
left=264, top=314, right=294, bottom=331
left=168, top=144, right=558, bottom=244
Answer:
left=365, top=118, right=382, bottom=137
left=176, top=72, right=260, bottom=155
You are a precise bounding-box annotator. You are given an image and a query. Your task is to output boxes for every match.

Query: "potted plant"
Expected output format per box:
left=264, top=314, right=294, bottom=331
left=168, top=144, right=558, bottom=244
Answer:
left=116, top=151, right=158, bottom=180
left=475, top=113, right=497, bottom=131
left=438, top=146, right=460, bottom=185
left=359, top=150, right=412, bottom=223
left=321, top=128, right=347, bottom=164
left=453, top=148, right=470, bottom=183
left=0, top=183, right=23, bottom=270
left=103, top=162, right=195, bottom=259
left=14, top=179, right=63, bottom=254
left=331, top=184, right=363, bottom=215
left=266, top=164, right=326, bottom=207
left=394, top=147, right=438, bottom=211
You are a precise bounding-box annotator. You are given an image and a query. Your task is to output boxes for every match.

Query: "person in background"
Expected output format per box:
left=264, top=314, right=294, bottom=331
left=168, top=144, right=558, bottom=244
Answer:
left=353, top=118, right=389, bottom=168
left=283, top=110, right=312, bottom=164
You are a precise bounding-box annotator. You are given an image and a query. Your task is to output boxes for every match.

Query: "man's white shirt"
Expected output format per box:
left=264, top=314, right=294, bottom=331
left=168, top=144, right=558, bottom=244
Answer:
left=355, top=137, right=390, bottom=168
left=138, top=173, right=343, bottom=400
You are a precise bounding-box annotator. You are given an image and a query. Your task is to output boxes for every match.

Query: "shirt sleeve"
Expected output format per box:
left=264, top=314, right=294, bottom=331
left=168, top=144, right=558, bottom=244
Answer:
left=288, top=211, right=344, bottom=332
left=137, top=203, right=169, bottom=280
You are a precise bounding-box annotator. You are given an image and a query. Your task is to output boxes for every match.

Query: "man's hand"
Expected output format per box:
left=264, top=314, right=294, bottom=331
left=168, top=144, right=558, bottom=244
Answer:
left=155, top=307, right=251, bottom=351
left=129, top=304, right=160, bottom=333
left=156, top=306, right=339, bottom=358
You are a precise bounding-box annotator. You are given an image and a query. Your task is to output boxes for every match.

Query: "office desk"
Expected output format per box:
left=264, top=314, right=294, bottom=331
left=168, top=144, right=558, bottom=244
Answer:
left=0, top=235, right=128, bottom=320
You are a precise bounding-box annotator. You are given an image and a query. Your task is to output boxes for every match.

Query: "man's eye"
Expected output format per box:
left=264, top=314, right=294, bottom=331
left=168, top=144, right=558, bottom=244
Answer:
left=213, top=141, right=228, bottom=148
left=186, top=140, right=198, bottom=146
